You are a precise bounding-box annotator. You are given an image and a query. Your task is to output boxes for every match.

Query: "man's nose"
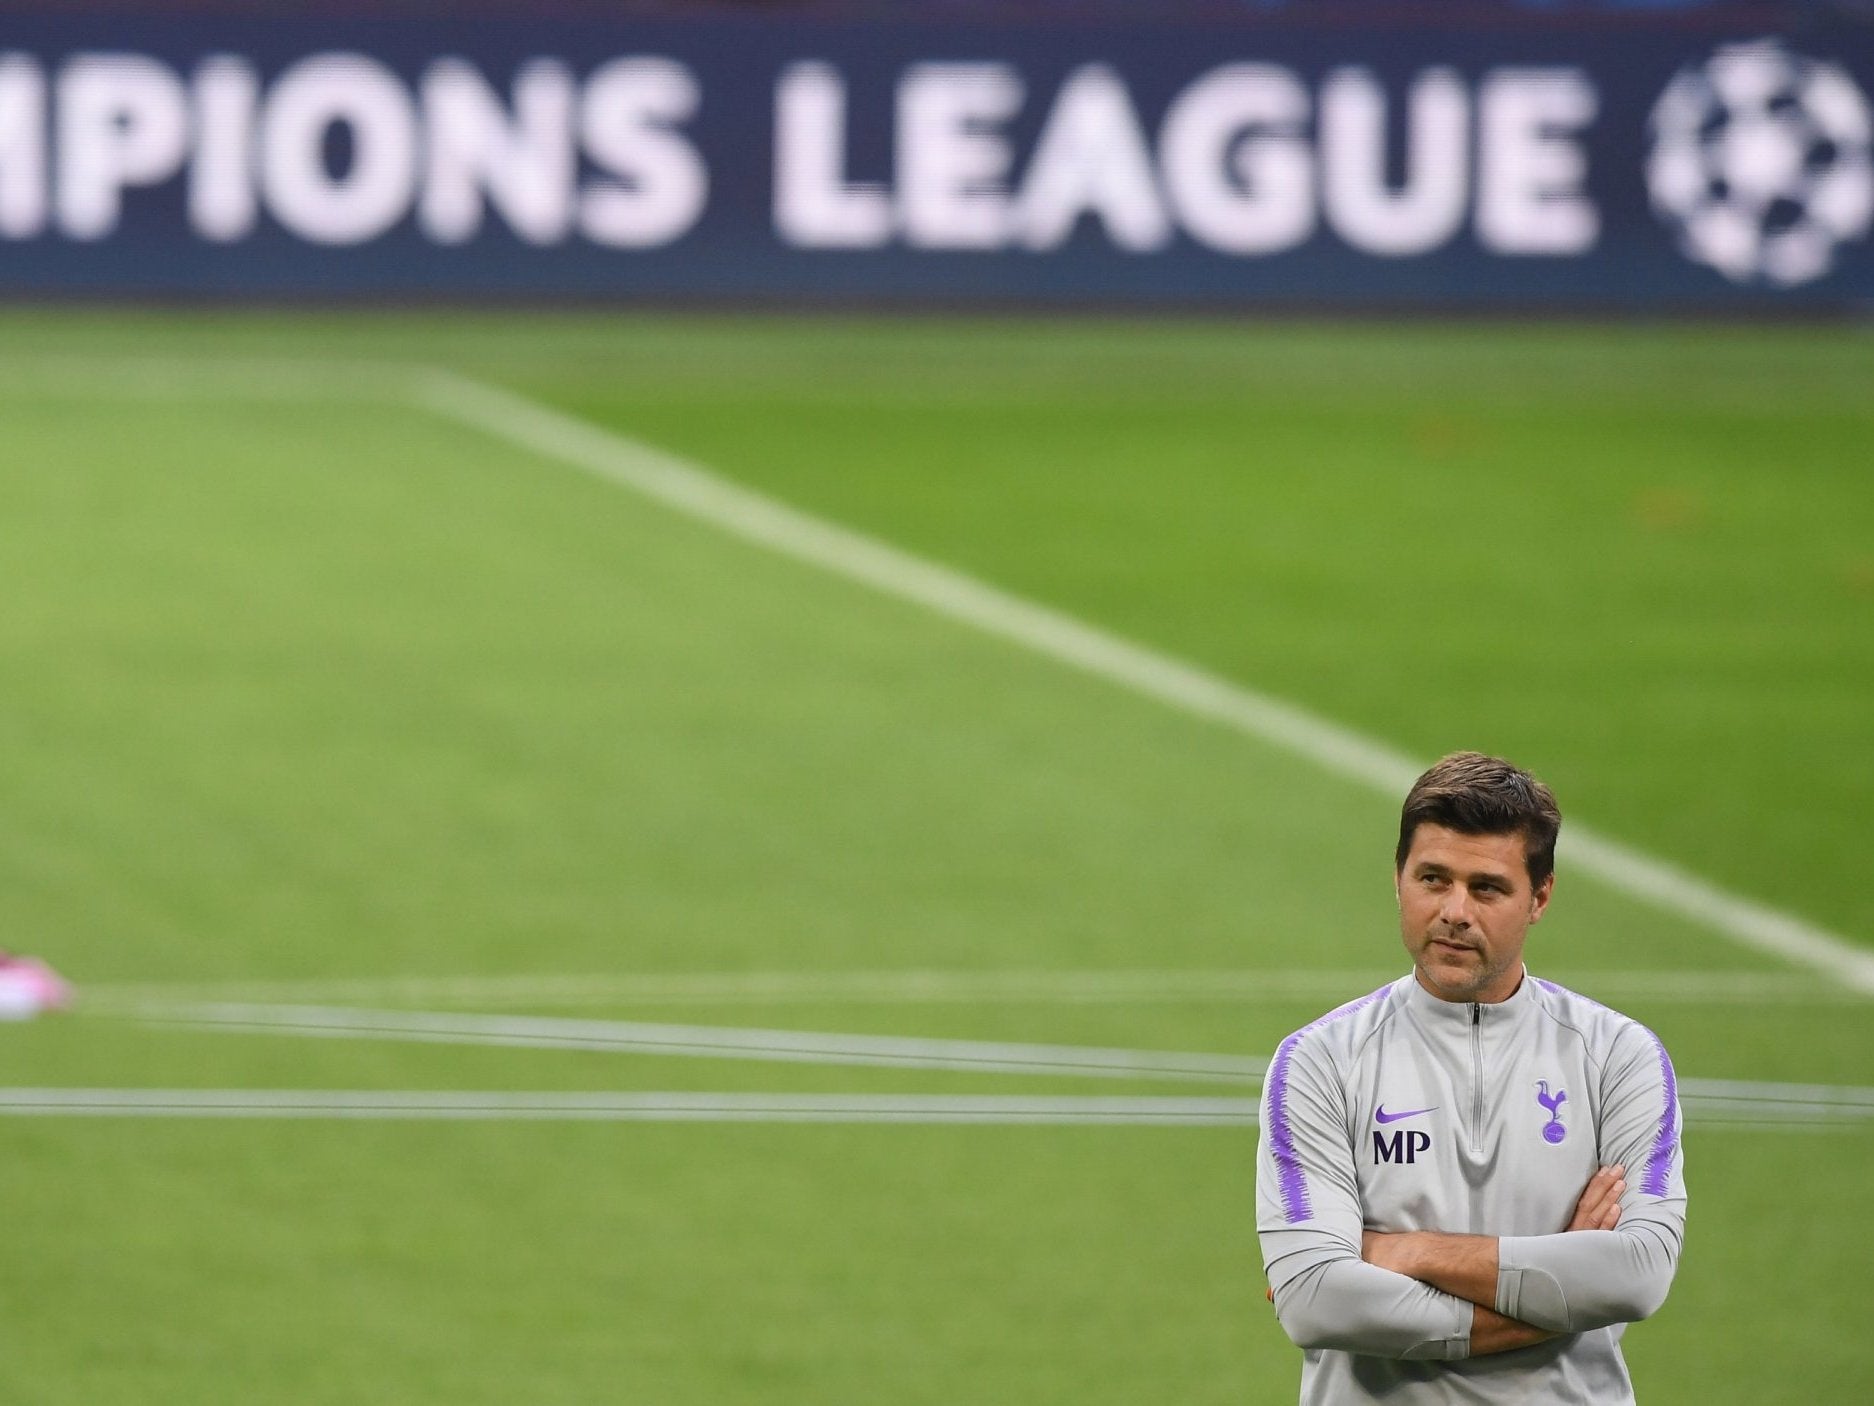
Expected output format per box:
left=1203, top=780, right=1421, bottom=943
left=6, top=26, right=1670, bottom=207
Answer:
left=1439, top=890, right=1473, bottom=926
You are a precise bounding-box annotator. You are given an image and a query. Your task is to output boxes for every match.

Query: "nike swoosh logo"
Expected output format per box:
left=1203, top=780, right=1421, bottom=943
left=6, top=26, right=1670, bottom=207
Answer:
left=1374, top=1106, right=1438, bottom=1124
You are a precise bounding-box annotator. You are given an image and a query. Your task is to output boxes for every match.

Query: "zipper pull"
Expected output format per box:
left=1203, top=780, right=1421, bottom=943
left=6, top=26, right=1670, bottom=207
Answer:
left=1472, top=1003, right=1481, bottom=1025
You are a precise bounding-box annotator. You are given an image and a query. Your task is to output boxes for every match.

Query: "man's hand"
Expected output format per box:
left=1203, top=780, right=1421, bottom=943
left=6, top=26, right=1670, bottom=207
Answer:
left=1566, top=1165, right=1625, bottom=1232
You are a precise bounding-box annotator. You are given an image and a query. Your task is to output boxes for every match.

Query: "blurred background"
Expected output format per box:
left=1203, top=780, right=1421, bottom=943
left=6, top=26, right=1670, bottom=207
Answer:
left=0, top=2, right=1868, bottom=1403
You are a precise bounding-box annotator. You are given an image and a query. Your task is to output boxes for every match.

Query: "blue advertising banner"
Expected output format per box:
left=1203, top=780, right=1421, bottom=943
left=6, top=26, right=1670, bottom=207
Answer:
left=0, top=13, right=1869, bottom=305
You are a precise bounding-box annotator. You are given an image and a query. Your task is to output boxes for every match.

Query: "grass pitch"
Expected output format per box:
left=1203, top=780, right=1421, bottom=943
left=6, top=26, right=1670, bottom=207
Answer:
left=0, top=313, right=1867, bottom=1404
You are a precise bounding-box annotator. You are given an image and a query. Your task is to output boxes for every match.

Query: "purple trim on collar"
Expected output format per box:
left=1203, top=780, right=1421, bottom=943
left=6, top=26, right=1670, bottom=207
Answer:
left=1267, top=983, right=1394, bottom=1224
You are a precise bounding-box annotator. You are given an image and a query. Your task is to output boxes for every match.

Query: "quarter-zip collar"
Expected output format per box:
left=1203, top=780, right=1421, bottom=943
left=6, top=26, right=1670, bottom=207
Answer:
left=1400, top=966, right=1542, bottom=1154
left=1400, top=964, right=1542, bottom=1031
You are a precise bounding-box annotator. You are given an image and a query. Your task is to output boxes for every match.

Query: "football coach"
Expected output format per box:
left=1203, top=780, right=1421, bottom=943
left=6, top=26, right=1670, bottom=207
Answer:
left=1256, top=752, right=1686, bottom=1403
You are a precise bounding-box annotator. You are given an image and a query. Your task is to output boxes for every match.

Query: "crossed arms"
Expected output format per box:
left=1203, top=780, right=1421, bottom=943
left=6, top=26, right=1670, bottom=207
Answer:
left=1266, top=1162, right=1681, bottom=1359
left=1359, top=1165, right=1635, bottom=1355
left=1258, top=1033, right=1685, bottom=1361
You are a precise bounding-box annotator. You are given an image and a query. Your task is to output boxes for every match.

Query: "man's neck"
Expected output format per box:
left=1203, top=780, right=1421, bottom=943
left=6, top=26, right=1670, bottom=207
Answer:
left=1413, top=965, right=1526, bottom=1005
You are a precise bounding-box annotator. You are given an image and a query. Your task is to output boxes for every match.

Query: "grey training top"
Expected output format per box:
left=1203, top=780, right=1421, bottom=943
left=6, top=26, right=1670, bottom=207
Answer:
left=1256, top=970, right=1686, bottom=1405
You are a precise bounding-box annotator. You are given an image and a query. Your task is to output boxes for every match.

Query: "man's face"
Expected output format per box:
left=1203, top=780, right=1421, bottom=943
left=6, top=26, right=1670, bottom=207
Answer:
left=1395, top=823, right=1553, bottom=1004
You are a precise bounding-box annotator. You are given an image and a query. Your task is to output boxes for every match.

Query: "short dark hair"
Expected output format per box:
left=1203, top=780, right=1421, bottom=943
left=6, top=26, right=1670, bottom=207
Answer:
left=1395, top=752, right=1562, bottom=890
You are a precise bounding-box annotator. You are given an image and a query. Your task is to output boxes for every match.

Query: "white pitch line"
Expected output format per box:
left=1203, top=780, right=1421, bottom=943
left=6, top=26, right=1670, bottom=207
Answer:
left=0, top=1087, right=1861, bottom=1131
left=8, top=360, right=1870, bottom=994
left=408, top=368, right=1874, bottom=995
left=83, top=967, right=1874, bottom=1011
left=156, top=1004, right=1269, bottom=1084
left=0, top=1089, right=1255, bottom=1125
left=0, top=354, right=414, bottom=402
left=148, top=1003, right=1874, bottom=1124
left=1678, top=1077, right=1874, bottom=1109
left=85, top=968, right=1404, bottom=1009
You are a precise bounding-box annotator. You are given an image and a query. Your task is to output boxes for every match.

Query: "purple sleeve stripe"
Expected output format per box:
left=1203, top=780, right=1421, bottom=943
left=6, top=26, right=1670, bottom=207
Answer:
left=1536, top=979, right=1680, bottom=1198
left=1267, top=983, right=1393, bottom=1225
left=1266, top=1033, right=1313, bottom=1223
left=1642, top=1028, right=1680, bottom=1198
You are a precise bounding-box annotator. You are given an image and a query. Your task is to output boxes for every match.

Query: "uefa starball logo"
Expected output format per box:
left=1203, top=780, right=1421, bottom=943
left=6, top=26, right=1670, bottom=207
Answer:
left=1647, top=40, right=1874, bottom=287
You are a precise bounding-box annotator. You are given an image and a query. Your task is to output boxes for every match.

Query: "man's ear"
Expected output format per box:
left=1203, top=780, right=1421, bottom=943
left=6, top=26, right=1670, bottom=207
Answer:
left=1529, top=873, right=1555, bottom=924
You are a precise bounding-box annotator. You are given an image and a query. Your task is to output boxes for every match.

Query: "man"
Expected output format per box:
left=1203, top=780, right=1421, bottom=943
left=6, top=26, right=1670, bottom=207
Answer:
left=1256, top=752, right=1685, bottom=1403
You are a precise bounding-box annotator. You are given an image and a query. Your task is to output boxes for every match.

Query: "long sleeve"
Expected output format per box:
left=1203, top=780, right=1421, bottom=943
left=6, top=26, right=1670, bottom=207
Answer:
left=1258, top=1031, right=1476, bottom=1360
left=1494, top=1022, right=1687, bottom=1332
left=1268, top=1251, right=1477, bottom=1359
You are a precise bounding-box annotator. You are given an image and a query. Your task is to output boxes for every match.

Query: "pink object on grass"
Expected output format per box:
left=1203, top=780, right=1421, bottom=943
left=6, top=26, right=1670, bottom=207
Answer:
left=0, top=955, right=72, bottom=1019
